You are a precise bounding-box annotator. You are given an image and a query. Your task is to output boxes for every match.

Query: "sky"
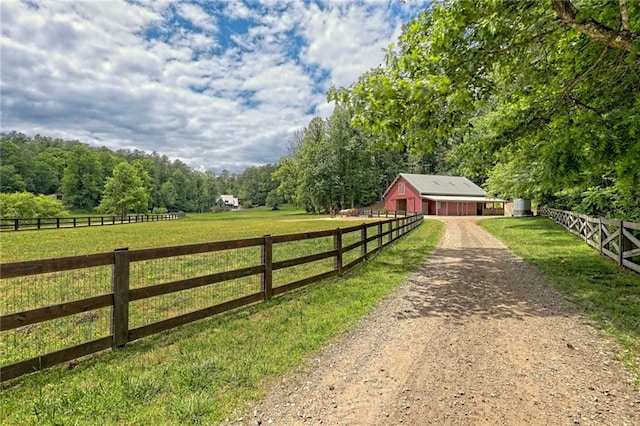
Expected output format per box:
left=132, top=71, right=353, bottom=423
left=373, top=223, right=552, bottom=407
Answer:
left=1, top=0, right=429, bottom=173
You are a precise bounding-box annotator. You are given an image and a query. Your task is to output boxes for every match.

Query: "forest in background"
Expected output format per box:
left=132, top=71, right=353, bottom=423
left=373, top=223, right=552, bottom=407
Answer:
left=0, top=113, right=453, bottom=217
left=0, top=131, right=277, bottom=214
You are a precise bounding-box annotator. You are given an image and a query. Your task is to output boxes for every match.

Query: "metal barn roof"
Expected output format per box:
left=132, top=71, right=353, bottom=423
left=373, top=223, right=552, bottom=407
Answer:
left=384, top=174, right=487, bottom=198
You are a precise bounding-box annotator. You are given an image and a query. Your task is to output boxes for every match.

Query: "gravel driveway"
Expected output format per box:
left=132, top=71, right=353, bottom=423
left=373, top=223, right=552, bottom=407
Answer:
left=241, top=217, right=639, bottom=425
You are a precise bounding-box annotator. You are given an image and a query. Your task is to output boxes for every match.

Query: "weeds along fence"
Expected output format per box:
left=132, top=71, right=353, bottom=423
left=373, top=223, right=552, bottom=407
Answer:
left=0, top=214, right=423, bottom=381
left=539, top=207, right=640, bottom=274
left=0, top=213, right=180, bottom=232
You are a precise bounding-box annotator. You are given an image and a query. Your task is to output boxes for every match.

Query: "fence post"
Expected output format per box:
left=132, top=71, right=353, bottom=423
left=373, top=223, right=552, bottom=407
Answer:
left=112, top=248, right=130, bottom=348
left=388, top=221, right=393, bottom=243
left=262, top=235, right=273, bottom=300
left=378, top=222, right=383, bottom=249
left=598, top=218, right=603, bottom=255
left=73, top=218, right=77, bottom=228
left=361, top=224, right=367, bottom=259
left=37, top=218, right=41, bottom=230
left=88, top=217, right=91, bottom=227
left=618, top=221, right=632, bottom=267
left=334, top=228, right=343, bottom=276
left=56, top=218, right=60, bottom=228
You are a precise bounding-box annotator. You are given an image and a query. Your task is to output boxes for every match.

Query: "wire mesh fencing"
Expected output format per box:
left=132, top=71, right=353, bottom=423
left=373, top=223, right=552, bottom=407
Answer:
left=1, top=214, right=424, bottom=381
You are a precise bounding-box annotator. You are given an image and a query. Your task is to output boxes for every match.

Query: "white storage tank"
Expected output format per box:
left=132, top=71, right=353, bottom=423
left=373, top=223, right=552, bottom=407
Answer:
left=513, top=198, right=533, bottom=217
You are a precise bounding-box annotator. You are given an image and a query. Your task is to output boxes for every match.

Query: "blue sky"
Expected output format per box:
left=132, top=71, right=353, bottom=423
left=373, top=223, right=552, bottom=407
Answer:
left=1, top=0, right=429, bottom=173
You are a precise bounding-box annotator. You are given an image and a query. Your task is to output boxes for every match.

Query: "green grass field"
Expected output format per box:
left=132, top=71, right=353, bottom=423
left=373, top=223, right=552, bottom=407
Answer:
left=1, top=208, right=443, bottom=425
left=0, top=208, right=411, bottom=365
left=0, top=206, right=375, bottom=262
left=481, top=217, right=640, bottom=385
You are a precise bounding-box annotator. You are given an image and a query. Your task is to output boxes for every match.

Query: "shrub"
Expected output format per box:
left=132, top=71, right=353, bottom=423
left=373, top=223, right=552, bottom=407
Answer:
left=152, top=206, right=168, bottom=214
left=0, top=192, right=69, bottom=218
left=210, top=206, right=229, bottom=213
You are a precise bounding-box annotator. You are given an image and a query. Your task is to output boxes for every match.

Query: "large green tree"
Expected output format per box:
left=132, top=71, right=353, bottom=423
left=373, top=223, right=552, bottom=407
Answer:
left=61, top=145, right=104, bottom=211
left=98, top=162, right=150, bottom=216
left=331, top=0, right=640, bottom=219
left=273, top=107, right=400, bottom=213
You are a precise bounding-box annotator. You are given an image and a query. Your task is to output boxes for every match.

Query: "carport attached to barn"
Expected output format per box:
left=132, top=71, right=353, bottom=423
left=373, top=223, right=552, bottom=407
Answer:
left=421, top=195, right=505, bottom=216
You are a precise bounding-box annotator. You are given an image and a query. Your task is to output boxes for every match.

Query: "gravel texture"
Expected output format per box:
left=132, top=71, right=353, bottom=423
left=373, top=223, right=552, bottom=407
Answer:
left=237, top=217, right=640, bottom=425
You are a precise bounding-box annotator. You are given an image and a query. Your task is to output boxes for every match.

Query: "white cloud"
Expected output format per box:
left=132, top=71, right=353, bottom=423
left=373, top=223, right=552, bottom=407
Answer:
left=298, top=1, right=401, bottom=87
left=1, top=0, right=427, bottom=172
left=176, top=3, right=217, bottom=32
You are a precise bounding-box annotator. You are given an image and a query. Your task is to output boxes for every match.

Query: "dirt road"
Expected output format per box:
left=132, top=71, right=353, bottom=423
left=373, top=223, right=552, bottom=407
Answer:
left=242, top=218, right=639, bottom=425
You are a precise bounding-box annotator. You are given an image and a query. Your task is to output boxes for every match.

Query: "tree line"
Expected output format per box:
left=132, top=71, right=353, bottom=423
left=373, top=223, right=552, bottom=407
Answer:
left=0, top=132, right=281, bottom=215
left=1, top=119, right=450, bottom=217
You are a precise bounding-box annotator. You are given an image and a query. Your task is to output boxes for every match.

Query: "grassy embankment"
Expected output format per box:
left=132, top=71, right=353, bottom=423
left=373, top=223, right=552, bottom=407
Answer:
left=481, top=217, right=640, bottom=385
left=1, top=208, right=443, bottom=425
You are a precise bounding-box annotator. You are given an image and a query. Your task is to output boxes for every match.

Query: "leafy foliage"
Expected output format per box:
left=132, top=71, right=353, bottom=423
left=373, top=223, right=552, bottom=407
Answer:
left=98, top=162, right=151, bottom=216
left=0, top=133, right=234, bottom=213
left=273, top=108, right=387, bottom=213
left=61, top=145, right=103, bottom=211
left=331, top=0, right=640, bottom=219
left=0, top=192, right=68, bottom=218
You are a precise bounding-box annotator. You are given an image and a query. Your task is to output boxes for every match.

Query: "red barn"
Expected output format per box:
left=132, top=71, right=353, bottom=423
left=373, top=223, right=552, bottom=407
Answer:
left=383, top=174, right=505, bottom=216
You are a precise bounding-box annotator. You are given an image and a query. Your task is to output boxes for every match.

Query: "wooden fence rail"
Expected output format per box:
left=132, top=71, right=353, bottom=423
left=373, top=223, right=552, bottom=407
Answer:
left=0, top=213, right=423, bottom=381
left=538, top=207, right=640, bottom=274
left=0, top=214, right=180, bottom=232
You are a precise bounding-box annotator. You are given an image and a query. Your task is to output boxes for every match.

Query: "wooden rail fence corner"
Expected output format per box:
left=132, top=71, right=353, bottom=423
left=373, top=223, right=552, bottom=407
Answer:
left=539, top=207, right=640, bottom=274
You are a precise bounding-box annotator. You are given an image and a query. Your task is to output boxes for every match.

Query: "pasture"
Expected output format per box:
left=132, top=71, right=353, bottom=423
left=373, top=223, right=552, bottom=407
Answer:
left=1, top=207, right=363, bottom=262
left=1, top=208, right=443, bottom=425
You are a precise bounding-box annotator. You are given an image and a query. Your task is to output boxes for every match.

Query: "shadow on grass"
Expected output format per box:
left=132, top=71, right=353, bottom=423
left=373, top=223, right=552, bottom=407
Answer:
left=485, top=217, right=575, bottom=240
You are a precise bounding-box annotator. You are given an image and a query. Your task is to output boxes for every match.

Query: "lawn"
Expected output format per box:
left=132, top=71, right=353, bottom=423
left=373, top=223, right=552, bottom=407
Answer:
left=1, top=209, right=443, bottom=425
left=0, top=207, right=373, bottom=262
left=480, top=216, right=640, bottom=385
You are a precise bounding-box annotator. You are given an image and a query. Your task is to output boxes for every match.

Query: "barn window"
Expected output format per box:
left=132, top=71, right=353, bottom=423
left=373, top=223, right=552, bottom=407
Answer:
left=398, top=182, right=405, bottom=195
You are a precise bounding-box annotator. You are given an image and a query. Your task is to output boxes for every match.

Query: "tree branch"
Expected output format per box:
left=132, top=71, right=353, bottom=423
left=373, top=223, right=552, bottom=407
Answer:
left=619, top=0, right=630, bottom=31
left=551, top=0, right=638, bottom=53
left=551, top=46, right=609, bottom=114
left=568, top=96, right=603, bottom=116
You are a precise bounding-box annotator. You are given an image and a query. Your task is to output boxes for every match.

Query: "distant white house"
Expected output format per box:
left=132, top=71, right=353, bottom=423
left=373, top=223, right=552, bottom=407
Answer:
left=216, top=194, right=239, bottom=209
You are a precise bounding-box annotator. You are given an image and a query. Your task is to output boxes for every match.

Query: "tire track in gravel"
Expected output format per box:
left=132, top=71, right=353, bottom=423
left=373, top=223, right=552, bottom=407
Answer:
left=240, top=217, right=640, bottom=426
